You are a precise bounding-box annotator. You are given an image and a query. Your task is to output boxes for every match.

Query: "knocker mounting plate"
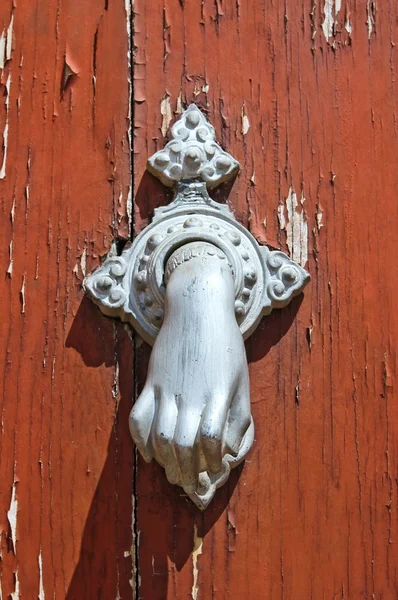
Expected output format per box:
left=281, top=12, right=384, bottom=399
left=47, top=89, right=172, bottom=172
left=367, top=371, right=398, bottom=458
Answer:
left=84, top=105, right=310, bottom=509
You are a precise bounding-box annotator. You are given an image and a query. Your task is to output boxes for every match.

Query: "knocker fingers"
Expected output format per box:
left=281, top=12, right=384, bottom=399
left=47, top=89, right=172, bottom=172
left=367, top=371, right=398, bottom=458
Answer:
left=151, top=392, right=180, bottom=485
left=200, top=392, right=231, bottom=475
left=173, top=403, right=203, bottom=495
left=129, top=385, right=156, bottom=462
left=224, top=379, right=252, bottom=457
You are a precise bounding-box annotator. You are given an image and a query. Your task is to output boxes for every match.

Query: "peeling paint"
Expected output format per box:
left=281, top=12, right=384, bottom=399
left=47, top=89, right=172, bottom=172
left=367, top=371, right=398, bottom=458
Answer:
left=7, top=482, right=18, bottom=553
left=0, top=74, right=12, bottom=179
left=10, top=570, right=19, bottom=600
left=191, top=524, right=203, bottom=600
left=322, top=0, right=343, bottom=41
left=163, top=7, right=171, bottom=63
left=125, top=0, right=133, bottom=233
left=73, top=248, right=87, bottom=279
left=7, top=195, right=16, bottom=280
left=310, top=1, right=317, bottom=40
left=366, top=1, right=376, bottom=39
left=277, top=204, right=286, bottom=230
left=160, top=93, right=172, bottom=137
left=307, top=322, right=314, bottom=349
left=20, top=274, right=26, bottom=314
left=80, top=247, right=87, bottom=277
left=282, top=187, right=309, bottom=268
left=61, top=59, right=78, bottom=96
left=7, top=240, right=13, bottom=276
left=0, top=12, right=14, bottom=70
left=10, top=197, right=15, bottom=222
left=193, top=81, right=200, bottom=97
left=316, top=206, right=324, bottom=230
left=6, top=15, right=13, bottom=61
left=38, top=550, right=45, bottom=600
left=0, top=33, right=5, bottom=69
left=135, top=528, right=142, bottom=592
left=176, top=92, right=183, bottom=115
left=112, top=359, right=119, bottom=400
left=322, top=0, right=334, bottom=40
left=241, top=102, right=250, bottom=135
left=25, top=144, right=32, bottom=207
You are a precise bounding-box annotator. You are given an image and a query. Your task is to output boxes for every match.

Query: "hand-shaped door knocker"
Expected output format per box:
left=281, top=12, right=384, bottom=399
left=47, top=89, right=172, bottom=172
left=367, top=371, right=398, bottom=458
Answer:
left=84, top=105, right=310, bottom=509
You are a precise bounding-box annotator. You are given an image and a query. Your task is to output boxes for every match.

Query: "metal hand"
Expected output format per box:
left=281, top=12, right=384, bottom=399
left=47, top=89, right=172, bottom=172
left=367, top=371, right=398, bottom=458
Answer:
left=129, top=243, right=253, bottom=506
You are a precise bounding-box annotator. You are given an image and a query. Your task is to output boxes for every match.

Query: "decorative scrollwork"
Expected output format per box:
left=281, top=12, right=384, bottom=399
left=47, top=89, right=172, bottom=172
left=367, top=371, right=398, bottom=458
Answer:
left=147, top=104, right=240, bottom=189
left=84, top=104, right=311, bottom=510
left=265, top=251, right=310, bottom=307
left=164, top=241, right=232, bottom=284
left=84, top=255, right=128, bottom=311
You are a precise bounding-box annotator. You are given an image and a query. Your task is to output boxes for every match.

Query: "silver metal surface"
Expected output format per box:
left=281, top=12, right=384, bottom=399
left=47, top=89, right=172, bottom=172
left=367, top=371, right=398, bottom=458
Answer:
left=84, top=105, right=310, bottom=509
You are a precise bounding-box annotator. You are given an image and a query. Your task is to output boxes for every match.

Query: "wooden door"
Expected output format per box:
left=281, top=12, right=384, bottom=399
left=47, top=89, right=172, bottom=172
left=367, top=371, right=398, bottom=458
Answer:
left=0, top=1, right=397, bottom=598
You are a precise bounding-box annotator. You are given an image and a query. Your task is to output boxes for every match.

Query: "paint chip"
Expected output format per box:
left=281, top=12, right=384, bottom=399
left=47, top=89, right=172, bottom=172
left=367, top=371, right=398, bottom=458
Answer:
left=277, top=204, right=286, bottom=230
left=7, top=240, right=13, bottom=277
left=191, top=524, right=203, bottom=600
left=160, top=93, right=172, bottom=137
left=0, top=73, right=12, bottom=179
left=322, top=0, right=334, bottom=40
left=366, top=0, right=375, bottom=39
left=38, top=550, right=45, bottom=600
left=176, top=93, right=183, bottom=115
left=316, top=206, right=324, bottom=230
left=0, top=12, right=14, bottom=70
left=345, top=17, right=352, bottom=34
left=7, top=481, right=18, bottom=554
left=6, top=14, right=13, bottom=62
left=307, top=322, right=314, bottom=349
left=0, top=33, right=5, bottom=69
left=80, top=247, right=87, bottom=277
left=322, top=0, right=344, bottom=41
left=124, top=0, right=133, bottom=234
left=241, top=102, right=250, bottom=135
left=20, top=274, right=26, bottom=313
left=282, top=187, right=309, bottom=267
left=61, top=59, right=78, bottom=96
left=10, top=569, right=19, bottom=600
left=10, top=197, right=15, bottom=223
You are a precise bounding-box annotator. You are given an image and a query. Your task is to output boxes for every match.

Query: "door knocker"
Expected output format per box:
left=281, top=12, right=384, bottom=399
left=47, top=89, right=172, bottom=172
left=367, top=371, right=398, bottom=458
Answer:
left=84, top=105, right=310, bottom=509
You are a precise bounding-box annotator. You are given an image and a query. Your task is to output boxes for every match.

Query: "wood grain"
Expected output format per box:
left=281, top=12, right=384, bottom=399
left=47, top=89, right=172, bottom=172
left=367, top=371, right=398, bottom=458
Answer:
left=133, top=1, right=398, bottom=599
left=0, top=1, right=133, bottom=598
left=1, top=0, right=398, bottom=599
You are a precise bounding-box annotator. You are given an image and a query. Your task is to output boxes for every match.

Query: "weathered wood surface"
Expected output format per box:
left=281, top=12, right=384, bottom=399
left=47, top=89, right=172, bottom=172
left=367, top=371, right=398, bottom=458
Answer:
left=1, top=0, right=398, bottom=598
left=0, top=1, right=133, bottom=598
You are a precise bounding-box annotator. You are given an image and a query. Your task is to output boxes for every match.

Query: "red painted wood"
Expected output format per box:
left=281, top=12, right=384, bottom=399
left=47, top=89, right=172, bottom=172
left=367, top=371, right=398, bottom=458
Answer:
left=0, top=1, right=133, bottom=598
left=133, top=1, right=398, bottom=599
left=0, top=0, right=397, bottom=599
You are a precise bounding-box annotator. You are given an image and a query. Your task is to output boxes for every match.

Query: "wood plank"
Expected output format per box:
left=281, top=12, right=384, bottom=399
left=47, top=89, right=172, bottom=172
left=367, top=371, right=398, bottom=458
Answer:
left=0, top=0, right=397, bottom=598
left=0, top=1, right=133, bottom=597
left=133, top=1, right=398, bottom=598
